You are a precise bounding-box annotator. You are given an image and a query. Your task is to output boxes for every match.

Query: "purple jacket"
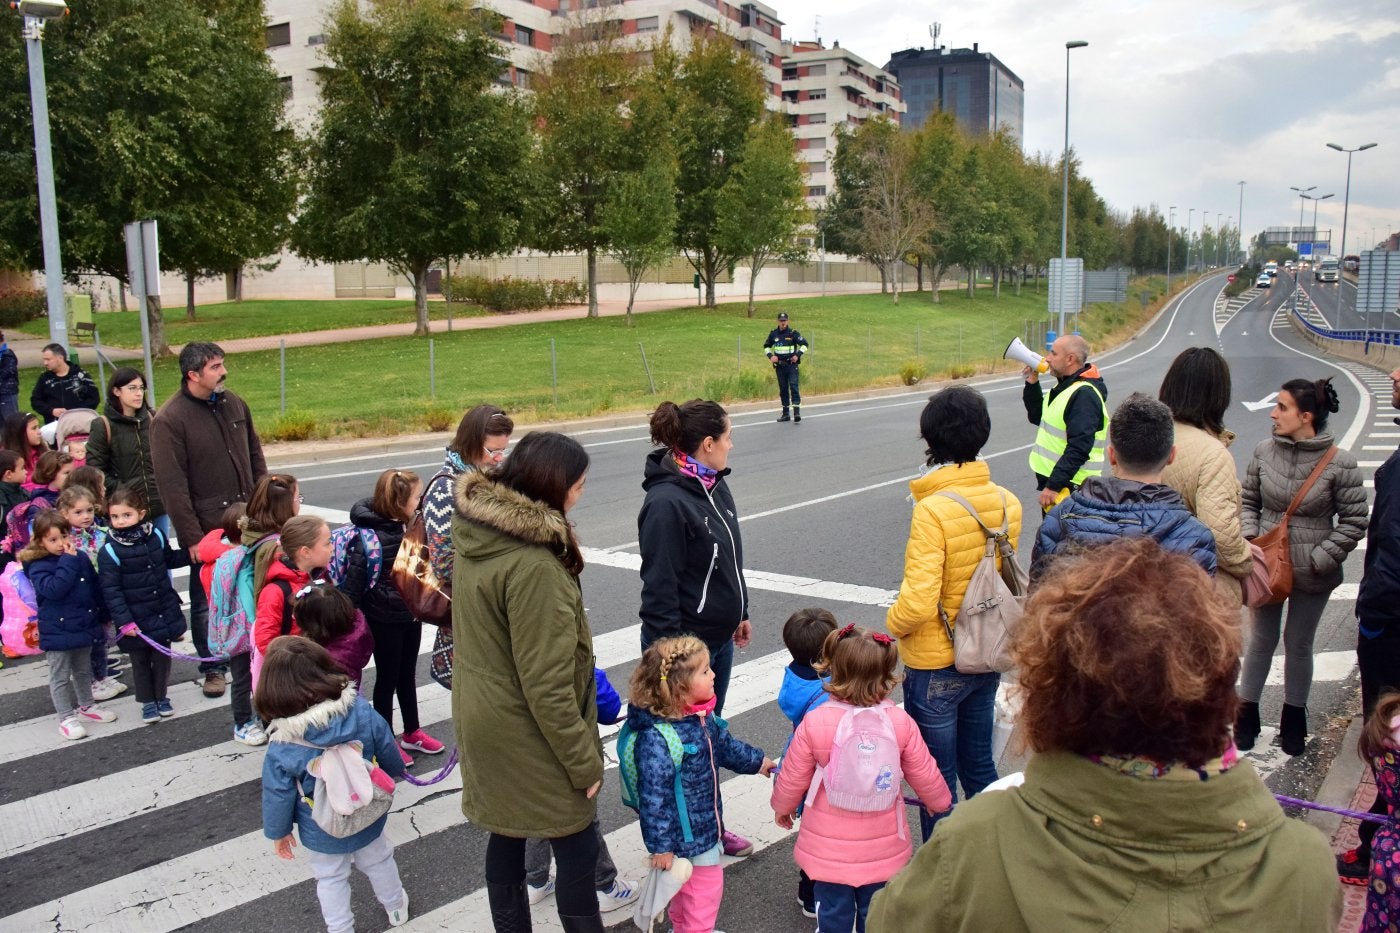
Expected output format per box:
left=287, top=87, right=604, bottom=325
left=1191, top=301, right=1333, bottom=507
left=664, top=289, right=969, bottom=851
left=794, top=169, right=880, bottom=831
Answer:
left=322, top=610, right=375, bottom=686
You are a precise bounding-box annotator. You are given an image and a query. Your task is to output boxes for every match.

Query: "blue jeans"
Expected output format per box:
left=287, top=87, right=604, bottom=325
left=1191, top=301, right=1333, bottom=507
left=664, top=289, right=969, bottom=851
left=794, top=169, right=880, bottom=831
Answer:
left=814, top=880, right=883, bottom=933
left=902, top=665, right=1000, bottom=841
left=639, top=632, right=735, bottom=718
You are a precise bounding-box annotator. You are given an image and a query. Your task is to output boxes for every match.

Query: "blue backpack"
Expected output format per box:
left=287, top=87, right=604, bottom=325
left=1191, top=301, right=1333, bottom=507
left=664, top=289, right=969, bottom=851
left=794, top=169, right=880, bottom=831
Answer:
left=327, top=526, right=382, bottom=595
left=207, top=535, right=280, bottom=659
left=616, top=720, right=695, bottom=845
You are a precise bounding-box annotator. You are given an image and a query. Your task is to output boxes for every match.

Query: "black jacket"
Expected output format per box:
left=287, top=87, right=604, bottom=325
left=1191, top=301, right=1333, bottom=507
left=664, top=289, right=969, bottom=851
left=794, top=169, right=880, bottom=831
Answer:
left=98, top=525, right=192, bottom=646
left=1358, top=442, right=1400, bottom=637
left=637, top=448, right=748, bottom=649
left=346, top=498, right=413, bottom=625
left=1022, top=363, right=1109, bottom=491
left=83, top=401, right=164, bottom=518
left=0, top=345, right=17, bottom=398
left=29, top=363, right=99, bottom=423
left=764, top=327, right=808, bottom=366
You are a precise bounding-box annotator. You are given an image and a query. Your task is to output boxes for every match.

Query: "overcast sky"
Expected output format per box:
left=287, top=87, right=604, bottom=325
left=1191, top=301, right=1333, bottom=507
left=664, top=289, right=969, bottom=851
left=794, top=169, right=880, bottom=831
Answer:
left=795, top=1, right=1400, bottom=254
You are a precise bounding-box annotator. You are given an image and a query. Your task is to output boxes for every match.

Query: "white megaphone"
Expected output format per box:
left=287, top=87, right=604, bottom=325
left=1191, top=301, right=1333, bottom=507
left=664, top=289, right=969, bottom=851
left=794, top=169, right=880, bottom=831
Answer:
left=1004, top=337, right=1050, bottom=374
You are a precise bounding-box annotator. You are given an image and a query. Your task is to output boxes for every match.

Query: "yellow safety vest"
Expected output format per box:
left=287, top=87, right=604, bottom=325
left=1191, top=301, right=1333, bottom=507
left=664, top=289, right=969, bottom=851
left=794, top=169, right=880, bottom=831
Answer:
left=1028, top=380, right=1107, bottom=488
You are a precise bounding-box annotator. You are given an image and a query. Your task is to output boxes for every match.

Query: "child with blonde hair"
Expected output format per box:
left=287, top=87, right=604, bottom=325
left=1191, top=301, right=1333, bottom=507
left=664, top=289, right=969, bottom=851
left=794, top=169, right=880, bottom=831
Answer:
left=771, top=625, right=951, bottom=932
left=626, top=635, right=774, bottom=933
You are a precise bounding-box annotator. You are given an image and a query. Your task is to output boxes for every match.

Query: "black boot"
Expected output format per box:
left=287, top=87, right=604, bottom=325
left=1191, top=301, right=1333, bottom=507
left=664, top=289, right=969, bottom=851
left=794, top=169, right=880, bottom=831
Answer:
left=486, top=881, right=533, bottom=933
left=793, top=406, right=801, bottom=422
left=558, top=913, right=604, bottom=933
left=776, top=408, right=791, bottom=422
left=1280, top=703, right=1308, bottom=756
left=1233, top=701, right=1260, bottom=751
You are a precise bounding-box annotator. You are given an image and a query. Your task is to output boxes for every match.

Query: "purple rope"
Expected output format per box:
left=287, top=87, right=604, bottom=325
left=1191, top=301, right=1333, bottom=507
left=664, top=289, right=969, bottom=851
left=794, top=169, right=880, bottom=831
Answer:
left=1275, top=793, right=1395, bottom=824
left=127, top=629, right=225, bottom=663
left=400, top=747, right=459, bottom=786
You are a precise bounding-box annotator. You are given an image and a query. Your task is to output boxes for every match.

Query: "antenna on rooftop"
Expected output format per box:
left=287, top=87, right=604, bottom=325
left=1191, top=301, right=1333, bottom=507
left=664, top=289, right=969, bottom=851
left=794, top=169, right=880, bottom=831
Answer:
left=930, top=22, right=941, bottom=46
left=814, top=14, right=820, bottom=43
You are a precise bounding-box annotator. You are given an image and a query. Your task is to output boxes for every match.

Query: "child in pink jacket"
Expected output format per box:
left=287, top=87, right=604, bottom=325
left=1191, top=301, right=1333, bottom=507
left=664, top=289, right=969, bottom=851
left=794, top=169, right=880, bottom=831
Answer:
left=772, top=624, right=951, bottom=932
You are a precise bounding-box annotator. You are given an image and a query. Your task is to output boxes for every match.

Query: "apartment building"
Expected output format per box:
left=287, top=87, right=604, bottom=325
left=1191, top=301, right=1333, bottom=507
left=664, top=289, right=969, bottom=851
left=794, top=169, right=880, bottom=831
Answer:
left=884, top=43, right=1023, bottom=144
left=781, top=39, right=904, bottom=205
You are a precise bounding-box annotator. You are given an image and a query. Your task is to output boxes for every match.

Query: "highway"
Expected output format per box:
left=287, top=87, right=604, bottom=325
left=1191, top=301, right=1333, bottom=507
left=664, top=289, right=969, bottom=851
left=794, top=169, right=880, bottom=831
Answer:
left=0, top=273, right=1395, bottom=932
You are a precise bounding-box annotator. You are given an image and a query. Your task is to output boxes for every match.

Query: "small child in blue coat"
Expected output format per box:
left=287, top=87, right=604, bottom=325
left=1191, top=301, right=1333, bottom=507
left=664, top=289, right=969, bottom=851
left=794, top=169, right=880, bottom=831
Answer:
left=259, top=636, right=409, bottom=933
left=22, top=510, right=115, bottom=740
left=776, top=608, right=838, bottom=918
left=98, top=486, right=192, bottom=724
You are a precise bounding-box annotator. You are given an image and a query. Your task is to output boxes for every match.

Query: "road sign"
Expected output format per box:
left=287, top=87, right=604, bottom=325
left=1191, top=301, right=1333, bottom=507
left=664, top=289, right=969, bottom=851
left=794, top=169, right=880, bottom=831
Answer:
left=1048, top=257, right=1084, bottom=323
left=1298, top=242, right=1312, bottom=257
left=1358, top=250, right=1400, bottom=320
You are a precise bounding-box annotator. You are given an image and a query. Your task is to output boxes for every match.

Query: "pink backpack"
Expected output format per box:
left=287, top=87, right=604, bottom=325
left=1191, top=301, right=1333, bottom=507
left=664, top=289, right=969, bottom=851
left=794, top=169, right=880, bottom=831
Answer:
left=0, top=562, right=40, bottom=657
left=805, top=700, right=904, bottom=823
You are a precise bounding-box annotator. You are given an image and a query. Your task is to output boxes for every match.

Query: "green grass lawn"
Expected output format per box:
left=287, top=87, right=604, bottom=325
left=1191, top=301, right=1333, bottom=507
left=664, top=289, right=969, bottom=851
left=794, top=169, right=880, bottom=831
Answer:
left=17, top=299, right=488, bottom=348
left=22, top=278, right=1187, bottom=441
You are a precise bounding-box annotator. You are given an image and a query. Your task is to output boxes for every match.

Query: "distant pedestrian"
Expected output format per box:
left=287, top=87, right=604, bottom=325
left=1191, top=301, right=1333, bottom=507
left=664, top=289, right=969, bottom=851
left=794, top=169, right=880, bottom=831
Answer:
left=771, top=625, right=950, bottom=933
left=258, top=636, right=410, bottom=932
left=1032, top=393, right=1217, bottom=582
left=764, top=311, right=808, bottom=422
left=1237, top=377, right=1367, bottom=756
left=0, top=331, right=18, bottom=419
left=1157, top=347, right=1253, bottom=606
left=29, top=343, right=98, bottom=424
left=84, top=367, right=166, bottom=538
left=1022, top=334, right=1108, bottom=513
left=1338, top=366, right=1400, bottom=887
left=151, top=342, right=266, bottom=701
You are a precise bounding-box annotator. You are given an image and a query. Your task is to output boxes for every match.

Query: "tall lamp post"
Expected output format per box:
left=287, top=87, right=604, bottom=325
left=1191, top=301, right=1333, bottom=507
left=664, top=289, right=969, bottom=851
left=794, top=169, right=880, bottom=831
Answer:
left=1187, top=208, right=1195, bottom=273
left=1237, top=180, right=1246, bottom=264
left=15, top=0, right=72, bottom=348
left=1291, top=186, right=1315, bottom=250
left=1327, top=141, right=1378, bottom=260
left=1166, top=205, right=1176, bottom=293
left=1303, top=193, right=1333, bottom=256
left=1215, top=213, right=1223, bottom=267
left=1057, top=39, right=1088, bottom=336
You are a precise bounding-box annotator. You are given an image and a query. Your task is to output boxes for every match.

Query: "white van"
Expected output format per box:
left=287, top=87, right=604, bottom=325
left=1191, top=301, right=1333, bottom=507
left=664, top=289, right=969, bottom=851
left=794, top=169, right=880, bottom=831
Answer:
left=1315, top=257, right=1339, bottom=283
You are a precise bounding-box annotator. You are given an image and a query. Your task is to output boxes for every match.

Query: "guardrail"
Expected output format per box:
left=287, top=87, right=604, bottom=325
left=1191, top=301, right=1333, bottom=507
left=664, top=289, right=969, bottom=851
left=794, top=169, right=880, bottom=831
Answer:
left=1288, top=302, right=1400, bottom=372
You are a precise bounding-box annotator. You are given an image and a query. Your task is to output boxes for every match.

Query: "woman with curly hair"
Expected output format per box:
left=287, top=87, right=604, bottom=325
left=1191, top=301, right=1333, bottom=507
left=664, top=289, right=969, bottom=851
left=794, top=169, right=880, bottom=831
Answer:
left=868, top=537, right=1341, bottom=932
left=1236, top=377, right=1368, bottom=755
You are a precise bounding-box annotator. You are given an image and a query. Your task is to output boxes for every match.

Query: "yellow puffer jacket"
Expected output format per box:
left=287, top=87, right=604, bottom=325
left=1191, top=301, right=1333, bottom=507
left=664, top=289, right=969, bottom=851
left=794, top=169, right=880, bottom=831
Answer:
left=886, top=461, right=1023, bottom=671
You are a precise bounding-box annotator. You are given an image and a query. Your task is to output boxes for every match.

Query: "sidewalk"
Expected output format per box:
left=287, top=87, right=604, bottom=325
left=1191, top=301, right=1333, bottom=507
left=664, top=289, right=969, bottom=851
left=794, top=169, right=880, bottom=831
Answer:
left=9, top=288, right=883, bottom=367
left=1315, top=712, right=1370, bottom=932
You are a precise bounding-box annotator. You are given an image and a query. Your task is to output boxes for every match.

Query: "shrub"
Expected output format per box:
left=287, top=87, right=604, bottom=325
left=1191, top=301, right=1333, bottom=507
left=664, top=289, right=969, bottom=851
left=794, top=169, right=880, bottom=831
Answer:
left=948, top=363, right=976, bottom=379
left=899, top=361, right=926, bottom=385
left=1223, top=265, right=1260, bottom=299
left=449, top=276, right=588, bottom=313
left=265, top=410, right=318, bottom=442
left=0, top=288, right=47, bottom=328
left=422, top=406, right=457, bottom=432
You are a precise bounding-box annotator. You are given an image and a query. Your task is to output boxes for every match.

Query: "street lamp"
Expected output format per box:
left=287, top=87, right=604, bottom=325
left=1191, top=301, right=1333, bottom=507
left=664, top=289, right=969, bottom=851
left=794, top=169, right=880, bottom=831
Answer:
left=1237, top=180, right=1246, bottom=264
left=1291, top=186, right=1316, bottom=249
left=13, top=0, right=71, bottom=348
left=1215, top=213, right=1223, bottom=267
left=1303, top=193, right=1333, bottom=251
left=1327, top=142, right=1378, bottom=260
left=1167, top=205, right=1176, bottom=292
left=1187, top=208, right=1194, bottom=272
left=1057, top=39, right=1087, bottom=336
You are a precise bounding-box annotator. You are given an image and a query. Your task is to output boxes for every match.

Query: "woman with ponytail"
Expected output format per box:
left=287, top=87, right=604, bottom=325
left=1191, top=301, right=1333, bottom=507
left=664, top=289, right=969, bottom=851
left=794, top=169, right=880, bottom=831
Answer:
left=1237, top=377, right=1368, bottom=755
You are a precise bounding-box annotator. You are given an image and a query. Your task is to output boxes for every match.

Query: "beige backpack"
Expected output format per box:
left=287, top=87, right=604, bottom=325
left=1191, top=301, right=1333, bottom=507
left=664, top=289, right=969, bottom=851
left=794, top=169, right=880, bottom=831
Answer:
left=935, top=490, right=1028, bottom=674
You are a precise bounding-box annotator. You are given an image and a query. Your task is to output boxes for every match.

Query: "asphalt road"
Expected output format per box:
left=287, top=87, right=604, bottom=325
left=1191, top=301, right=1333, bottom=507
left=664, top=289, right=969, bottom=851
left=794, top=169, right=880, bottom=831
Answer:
left=0, top=273, right=1394, bottom=932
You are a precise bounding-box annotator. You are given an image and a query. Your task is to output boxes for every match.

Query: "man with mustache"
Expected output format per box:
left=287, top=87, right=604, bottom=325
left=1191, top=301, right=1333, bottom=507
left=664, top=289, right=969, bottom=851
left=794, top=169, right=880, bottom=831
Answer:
left=152, top=342, right=266, bottom=699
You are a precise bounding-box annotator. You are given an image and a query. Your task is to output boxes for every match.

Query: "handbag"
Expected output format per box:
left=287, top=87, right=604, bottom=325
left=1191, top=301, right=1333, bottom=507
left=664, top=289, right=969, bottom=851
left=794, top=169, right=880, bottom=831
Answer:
left=935, top=490, right=1029, bottom=674
left=391, top=469, right=453, bottom=627
left=1242, top=445, right=1337, bottom=608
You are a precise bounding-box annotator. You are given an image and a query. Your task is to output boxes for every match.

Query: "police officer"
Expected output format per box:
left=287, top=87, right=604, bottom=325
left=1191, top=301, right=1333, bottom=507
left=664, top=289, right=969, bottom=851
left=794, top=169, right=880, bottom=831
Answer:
left=764, top=311, right=808, bottom=422
left=1023, top=334, right=1108, bottom=513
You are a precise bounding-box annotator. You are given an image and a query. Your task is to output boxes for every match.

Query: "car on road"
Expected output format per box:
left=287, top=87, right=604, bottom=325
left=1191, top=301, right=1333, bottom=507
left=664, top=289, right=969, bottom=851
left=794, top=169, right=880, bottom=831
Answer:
left=1284, top=260, right=1296, bottom=272
left=1265, top=261, right=1279, bottom=277
left=1256, top=272, right=1272, bottom=288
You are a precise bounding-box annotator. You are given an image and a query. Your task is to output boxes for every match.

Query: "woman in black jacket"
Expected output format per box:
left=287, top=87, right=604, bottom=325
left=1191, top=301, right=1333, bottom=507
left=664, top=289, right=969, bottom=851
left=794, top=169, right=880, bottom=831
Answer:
left=346, top=469, right=444, bottom=766
left=84, top=368, right=165, bottom=535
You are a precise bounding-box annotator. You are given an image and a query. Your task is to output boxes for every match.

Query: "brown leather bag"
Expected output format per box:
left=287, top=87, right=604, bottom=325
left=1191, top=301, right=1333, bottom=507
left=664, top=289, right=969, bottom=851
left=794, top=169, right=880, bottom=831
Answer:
left=391, top=470, right=453, bottom=627
left=1242, top=446, right=1337, bottom=608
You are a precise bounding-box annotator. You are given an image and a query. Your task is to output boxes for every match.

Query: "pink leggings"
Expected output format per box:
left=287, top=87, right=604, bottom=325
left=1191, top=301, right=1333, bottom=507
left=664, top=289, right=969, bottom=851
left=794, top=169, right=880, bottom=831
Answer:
left=669, top=863, right=724, bottom=933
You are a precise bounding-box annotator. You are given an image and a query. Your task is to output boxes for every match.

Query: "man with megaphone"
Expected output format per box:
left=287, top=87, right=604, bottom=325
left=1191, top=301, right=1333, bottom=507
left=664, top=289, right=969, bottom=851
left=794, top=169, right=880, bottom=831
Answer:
left=1021, top=334, right=1108, bottom=514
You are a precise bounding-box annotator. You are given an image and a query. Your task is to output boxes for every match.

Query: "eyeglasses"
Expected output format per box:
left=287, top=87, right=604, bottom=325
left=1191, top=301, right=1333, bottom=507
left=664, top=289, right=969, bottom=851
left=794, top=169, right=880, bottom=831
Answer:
left=483, top=445, right=508, bottom=460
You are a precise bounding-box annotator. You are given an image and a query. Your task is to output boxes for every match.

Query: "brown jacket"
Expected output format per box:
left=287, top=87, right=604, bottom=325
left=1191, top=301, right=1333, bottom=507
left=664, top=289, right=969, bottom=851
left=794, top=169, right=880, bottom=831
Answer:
left=1158, top=422, right=1252, bottom=606
left=151, top=385, right=266, bottom=549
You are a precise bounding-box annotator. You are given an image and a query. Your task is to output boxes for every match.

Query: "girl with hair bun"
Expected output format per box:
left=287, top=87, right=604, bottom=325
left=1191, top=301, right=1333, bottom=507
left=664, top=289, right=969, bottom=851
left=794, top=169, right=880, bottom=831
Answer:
left=1237, top=376, right=1368, bottom=756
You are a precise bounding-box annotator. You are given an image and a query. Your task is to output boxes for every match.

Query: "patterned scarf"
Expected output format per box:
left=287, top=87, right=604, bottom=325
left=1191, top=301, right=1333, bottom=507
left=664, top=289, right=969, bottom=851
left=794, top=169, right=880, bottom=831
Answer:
left=446, top=448, right=470, bottom=474
left=106, top=522, right=153, bottom=548
left=672, top=450, right=718, bottom=491
left=1087, top=742, right=1239, bottom=782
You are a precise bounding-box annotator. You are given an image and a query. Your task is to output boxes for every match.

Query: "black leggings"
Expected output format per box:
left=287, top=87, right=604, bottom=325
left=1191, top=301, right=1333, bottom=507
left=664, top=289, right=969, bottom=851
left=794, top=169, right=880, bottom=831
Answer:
left=485, top=827, right=599, bottom=919
left=367, top=618, right=421, bottom=734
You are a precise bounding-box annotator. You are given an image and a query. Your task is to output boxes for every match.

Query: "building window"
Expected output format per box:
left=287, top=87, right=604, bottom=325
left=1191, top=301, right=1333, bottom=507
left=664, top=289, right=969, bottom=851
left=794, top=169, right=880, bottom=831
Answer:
left=265, top=22, right=291, bottom=48
left=808, top=89, right=826, bottom=100
left=306, top=33, right=327, bottom=47
left=807, top=186, right=827, bottom=197
left=808, top=161, right=826, bottom=174
left=808, top=113, right=826, bottom=124
left=782, top=90, right=799, bottom=103
left=515, top=25, right=535, bottom=46
left=514, top=68, right=531, bottom=89
left=636, top=15, right=659, bottom=31
left=278, top=75, right=293, bottom=100
left=808, top=64, right=826, bottom=77
left=783, top=67, right=798, bottom=80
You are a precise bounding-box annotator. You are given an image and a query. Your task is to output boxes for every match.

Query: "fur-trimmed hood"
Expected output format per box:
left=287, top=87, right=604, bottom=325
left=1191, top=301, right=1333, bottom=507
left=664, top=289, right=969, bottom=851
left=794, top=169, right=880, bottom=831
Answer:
left=453, top=470, right=572, bottom=554
left=267, top=681, right=359, bottom=744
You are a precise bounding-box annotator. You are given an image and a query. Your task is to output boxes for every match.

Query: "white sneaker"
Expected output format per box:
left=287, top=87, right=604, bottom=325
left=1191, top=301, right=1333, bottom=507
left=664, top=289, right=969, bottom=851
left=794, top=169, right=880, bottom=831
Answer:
left=233, top=721, right=268, bottom=746
left=527, top=879, right=555, bottom=905
left=77, top=704, right=116, bottom=723
left=91, top=678, right=128, bottom=701
left=59, top=717, right=87, bottom=741
left=386, top=890, right=409, bottom=927
left=597, top=878, right=639, bottom=912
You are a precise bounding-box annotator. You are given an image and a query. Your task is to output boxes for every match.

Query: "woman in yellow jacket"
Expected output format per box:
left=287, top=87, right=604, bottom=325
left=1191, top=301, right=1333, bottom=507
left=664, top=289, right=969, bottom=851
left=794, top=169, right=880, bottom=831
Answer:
left=886, top=386, right=1023, bottom=841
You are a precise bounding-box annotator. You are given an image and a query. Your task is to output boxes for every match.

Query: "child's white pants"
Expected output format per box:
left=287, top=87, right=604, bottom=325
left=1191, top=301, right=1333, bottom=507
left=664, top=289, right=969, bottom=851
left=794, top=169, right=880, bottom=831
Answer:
left=306, top=830, right=405, bottom=933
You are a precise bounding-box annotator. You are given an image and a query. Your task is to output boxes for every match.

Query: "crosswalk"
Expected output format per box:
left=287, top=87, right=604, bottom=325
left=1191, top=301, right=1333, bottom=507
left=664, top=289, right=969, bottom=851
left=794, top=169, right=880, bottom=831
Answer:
left=3, top=383, right=1397, bottom=932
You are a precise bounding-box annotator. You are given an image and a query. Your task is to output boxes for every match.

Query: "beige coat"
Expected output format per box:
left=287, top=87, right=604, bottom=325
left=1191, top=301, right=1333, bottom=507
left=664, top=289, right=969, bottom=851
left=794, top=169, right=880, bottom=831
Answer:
left=1159, top=422, right=1252, bottom=606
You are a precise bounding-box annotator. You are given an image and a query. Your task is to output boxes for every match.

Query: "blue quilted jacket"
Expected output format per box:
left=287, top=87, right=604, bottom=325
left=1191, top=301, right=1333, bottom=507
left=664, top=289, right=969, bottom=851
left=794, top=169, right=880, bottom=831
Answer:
left=25, top=552, right=105, bottom=651
left=1032, top=477, right=1218, bottom=582
left=627, top=704, right=765, bottom=859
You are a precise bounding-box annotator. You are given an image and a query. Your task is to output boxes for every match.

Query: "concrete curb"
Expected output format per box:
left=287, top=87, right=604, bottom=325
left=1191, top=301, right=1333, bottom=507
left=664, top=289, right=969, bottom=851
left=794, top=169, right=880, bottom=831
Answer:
left=1309, top=712, right=1368, bottom=841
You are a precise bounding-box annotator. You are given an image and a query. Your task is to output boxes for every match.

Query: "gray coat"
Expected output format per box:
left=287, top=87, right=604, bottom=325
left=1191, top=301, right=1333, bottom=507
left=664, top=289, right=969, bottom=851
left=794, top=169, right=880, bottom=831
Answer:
left=1242, top=433, right=1368, bottom=593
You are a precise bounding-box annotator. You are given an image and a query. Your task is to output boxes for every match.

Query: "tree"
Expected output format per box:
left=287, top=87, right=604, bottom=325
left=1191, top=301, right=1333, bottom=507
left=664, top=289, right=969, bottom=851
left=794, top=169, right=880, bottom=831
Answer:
left=0, top=0, right=298, bottom=353
left=600, top=152, right=678, bottom=326
left=671, top=33, right=767, bottom=308
left=716, top=114, right=808, bottom=317
left=530, top=16, right=638, bottom=318
left=851, top=118, right=933, bottom=304
left=292, top=0, right=533, bottom=336
left=909, top=111, right=970, bottom=303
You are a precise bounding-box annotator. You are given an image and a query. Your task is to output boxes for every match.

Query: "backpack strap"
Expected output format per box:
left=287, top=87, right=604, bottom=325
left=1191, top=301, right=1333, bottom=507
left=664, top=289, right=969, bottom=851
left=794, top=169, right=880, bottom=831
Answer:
left=653, top=722, right=694, bottom=844
left=274, top=579, right=295, bottom=636
left=102, top=542, right=119, bottom=566
left=934, top=490, right=1011, bottom=636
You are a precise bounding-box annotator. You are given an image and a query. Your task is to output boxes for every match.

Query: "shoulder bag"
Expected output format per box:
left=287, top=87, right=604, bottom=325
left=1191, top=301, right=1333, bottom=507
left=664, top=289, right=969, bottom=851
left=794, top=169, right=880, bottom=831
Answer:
left=1243, top=445, right=1337, bottom=608
left=391, top=469, right=453, bottom=627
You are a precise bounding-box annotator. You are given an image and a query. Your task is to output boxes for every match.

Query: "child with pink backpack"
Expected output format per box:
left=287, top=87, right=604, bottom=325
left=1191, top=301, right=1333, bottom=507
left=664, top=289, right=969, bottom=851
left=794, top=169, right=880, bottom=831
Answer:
left=771, top=625, right=952, bottom=932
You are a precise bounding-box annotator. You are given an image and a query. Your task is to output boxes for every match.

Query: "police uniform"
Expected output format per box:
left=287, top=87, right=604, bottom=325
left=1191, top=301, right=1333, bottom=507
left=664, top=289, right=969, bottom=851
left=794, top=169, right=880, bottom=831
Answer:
left=764, top=313, right=808, bottom=422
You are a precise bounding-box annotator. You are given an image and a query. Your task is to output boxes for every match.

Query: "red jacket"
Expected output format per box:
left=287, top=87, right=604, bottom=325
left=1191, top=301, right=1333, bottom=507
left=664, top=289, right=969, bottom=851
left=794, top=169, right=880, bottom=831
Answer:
left=253, top=557, right=310, bottom=655
left=196, top=528, right=233, bottom=596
